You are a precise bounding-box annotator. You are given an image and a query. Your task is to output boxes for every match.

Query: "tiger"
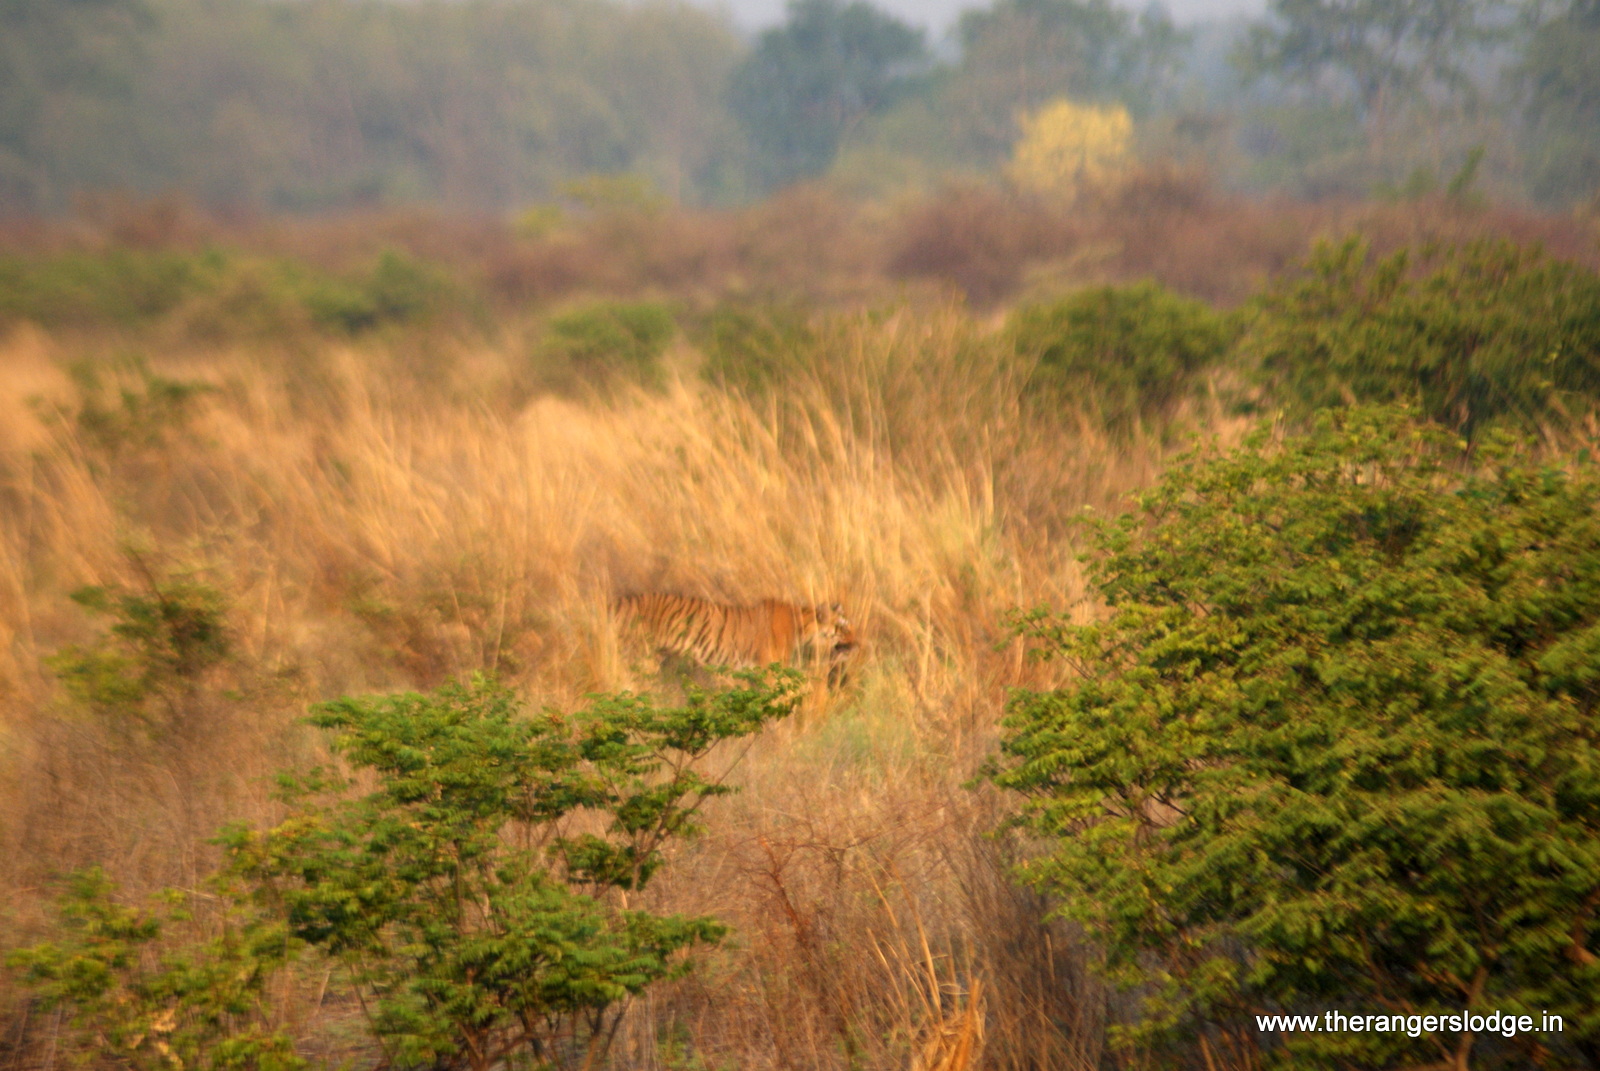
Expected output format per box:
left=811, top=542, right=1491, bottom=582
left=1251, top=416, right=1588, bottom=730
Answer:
left=611, top=593, right=857, bottom=682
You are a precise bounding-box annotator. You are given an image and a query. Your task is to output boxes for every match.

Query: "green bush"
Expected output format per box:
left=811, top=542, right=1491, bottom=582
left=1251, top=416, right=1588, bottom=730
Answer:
left=1008, top=282, right=1233, bottom=428
left=6, top=870, right=304, bottom=1071
left=695, top=302, right=815, bottom=395
left=1245, top=238, right=1600, bottom=437
left=0, top=249, right=224, bottom=329
left=49, top=568, right=230, bottom=733
left=538, top=300, right=678, bottom=391
left=0, top=247, right=464, bottom=337
left=295, top=249, right=461, bottom=334
left=992, top=408, right=1600, bottom=1068
left=226, top=672, right=800, bottom=1070
left=14, top=672, right=799, bottom=1069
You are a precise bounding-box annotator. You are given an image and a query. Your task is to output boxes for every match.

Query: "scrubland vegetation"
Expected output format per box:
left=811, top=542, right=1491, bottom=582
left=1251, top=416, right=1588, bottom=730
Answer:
left=6, top=0, right=1600, bottom=1064
left=0, top=182, right=1597, bottom=1071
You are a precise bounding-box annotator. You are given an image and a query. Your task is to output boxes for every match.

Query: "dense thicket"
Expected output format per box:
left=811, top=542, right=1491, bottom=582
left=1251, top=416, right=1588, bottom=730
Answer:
left=1243, top=238, right=1600, bottom=438
left=996, top=410, right=1600, bottom=1068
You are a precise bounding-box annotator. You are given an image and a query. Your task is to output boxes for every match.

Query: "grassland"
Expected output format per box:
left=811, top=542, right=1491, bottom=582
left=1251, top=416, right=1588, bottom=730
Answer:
left=1, top=184, right=1596, bottom=1070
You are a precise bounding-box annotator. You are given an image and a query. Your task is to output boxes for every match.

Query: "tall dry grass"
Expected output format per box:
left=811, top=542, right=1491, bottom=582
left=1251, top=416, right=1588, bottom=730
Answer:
left=2, top=184, right=1594, bottom=1070
left=0, top=297, right=1232, bottom=1069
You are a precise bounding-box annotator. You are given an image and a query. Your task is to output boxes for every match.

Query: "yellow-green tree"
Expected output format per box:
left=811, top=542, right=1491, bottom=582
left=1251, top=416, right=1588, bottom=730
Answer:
left=1006, top=98, right=1132, bottom=200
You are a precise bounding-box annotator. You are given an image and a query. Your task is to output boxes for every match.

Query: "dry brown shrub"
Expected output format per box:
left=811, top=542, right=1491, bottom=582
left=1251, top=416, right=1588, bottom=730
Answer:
left=5, top=182, right=1592, bottom=317
left=69, top=192, right=218, bottom=250
left=727, top=185, right=886, bottom=303
left=485, top=232, right=610, bottom=305
left=886, top=184, right=1079, bottom=305
left=222, top=207, right=516, bottom=276
left=885, top=170, right=1600, bottom=309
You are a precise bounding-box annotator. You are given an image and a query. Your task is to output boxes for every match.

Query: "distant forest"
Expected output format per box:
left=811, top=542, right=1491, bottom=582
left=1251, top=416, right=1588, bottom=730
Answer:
left=2, top=0, right=1597, bottom=214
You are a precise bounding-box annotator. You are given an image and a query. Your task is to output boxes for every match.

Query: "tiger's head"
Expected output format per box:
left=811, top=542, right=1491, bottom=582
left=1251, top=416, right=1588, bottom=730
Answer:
left=811, top=601, right=858, bottom=667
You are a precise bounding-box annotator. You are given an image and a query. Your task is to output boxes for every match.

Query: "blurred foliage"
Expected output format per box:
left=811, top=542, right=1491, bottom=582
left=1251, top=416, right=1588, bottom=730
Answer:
left=0, top=246, right=466, bottom=335
left=832, top=0, right=1184, bottom=185
left=941, top=0, right=1185, bottom=163
left=0, top=0, right=1596, bottom=209
left=1009, top=281, right=1233, bottom=428
left=729, top=0, right=929, bottom=191
left=225, top=673, right=800, bottom=1069
left=1244, top=237, right=1600, bottom=437
left=560, top=172, right=670, bottom=216
left=994, top=409, right=1600, bottom=1068
left=1232, top=100, right=1367, bottom=197
left=0, top=248, right=221, bottom=328
left=0, top=0, right=744, bottom=213
left=514, top=202, right=567, bottom=240
left=694, top=302, right=816, bottom=396
left=295, top=250, right=463, bottom=334
left=6, top=869, right=304, bottom=1071
left=537, top=300, right=678, bottom=392
left=1006, top=98, right=1132, bottom=200
left=1515, top=0, right=1600, bottom=204
left=68, top=355, right=214, bottom=451
left=0, top=0, right=153, bottom=207
left=1241, top=0, right=1512, bottom=119
left=49, top=565, right=230, bottom=733
left=1227, top=0, right=1525, bottom=202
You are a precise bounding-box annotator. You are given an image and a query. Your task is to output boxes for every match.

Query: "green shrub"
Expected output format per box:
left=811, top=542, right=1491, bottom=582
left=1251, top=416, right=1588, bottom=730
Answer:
left=992, top=408, right=1600, bottom=1068
left=1245, top=237, right=1600, bottom=437
left=49, top=568, right=230, bottom=732
left=1008, top=281, right=1233, bottom=428
left=0, top=249, right=224, bottom=329
left=0, top=247, right=463, bottom=337
left=226, top=672, right=799, bottom=1070
left=695, top=302, right=815, bottom=395
left=14, top=672, right=799, bottom=1070
left=538, top=300, right=677, bottom=390
left=7, top=870, right=304, bottom=1071
left=297, top=249, right=460, bottom=334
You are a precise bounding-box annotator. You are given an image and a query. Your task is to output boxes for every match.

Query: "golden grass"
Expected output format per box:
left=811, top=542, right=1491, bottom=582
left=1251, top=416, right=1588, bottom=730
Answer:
left=2, top=184, right=1592, bottom=1070
left=0, top=298, right=1239, bottom=1070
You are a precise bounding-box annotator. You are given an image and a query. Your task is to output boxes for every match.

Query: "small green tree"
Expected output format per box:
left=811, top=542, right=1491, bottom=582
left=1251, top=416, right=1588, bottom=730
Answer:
left=1239, top=0, right=1511, bottom=125
left=226, top=672, right=799, bottom=1071
left=1244, top=238, right=1600, bottom=438
left=992, top=409, right=1600, bottom=1069
left=728, top=0, right=928, bottom=189
left=1515, top=0, right=1600, bottom=205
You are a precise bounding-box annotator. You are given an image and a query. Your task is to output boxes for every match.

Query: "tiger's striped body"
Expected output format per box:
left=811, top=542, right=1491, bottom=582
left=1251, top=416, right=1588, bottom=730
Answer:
left=612, top=593, right=856, bottom=677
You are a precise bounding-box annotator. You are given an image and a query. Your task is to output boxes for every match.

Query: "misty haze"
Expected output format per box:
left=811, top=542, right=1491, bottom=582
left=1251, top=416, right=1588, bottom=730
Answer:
left=2, top=1, right=1599, bottom=1070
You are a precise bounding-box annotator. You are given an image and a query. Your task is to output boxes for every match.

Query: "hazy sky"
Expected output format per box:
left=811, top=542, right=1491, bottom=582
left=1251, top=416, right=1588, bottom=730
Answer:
left=697, top=0, right=1269, bottom=35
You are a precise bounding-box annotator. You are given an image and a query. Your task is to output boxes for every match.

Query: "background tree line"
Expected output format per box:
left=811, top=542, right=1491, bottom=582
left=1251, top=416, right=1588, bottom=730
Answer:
left=0, top=0, right=1597, bottom=215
